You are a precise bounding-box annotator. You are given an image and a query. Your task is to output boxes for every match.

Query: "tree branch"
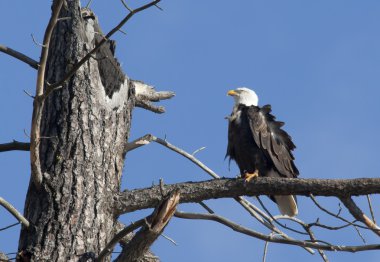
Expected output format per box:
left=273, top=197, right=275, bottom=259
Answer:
left=0, top=140, right=30, bottom=152
left=0, top=44, right=39, bottom=69
left=30, top=0, right=64, bottom=189
left=115, top=177, right=380, bottom=215
left=125, top=134, right=314, bottom=253
left=340, top=196, right=380, bottom=237
left=114, top=190, right=180, bottom=262
left=174, top=211, right=380, bottom=252
left=0, top=197, right=30, bottom=228
left=132, top=80, right=175, bottom=114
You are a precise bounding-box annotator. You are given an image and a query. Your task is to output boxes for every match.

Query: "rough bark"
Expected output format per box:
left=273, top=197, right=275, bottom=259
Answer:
left=115, top=177, right=380, bottom=214
left=114, top=191, right=180, bottom=262
left=18, top=1, right=133, bottom=261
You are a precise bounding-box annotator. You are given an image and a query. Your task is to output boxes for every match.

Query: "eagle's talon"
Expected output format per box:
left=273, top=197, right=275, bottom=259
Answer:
left=242, top=170, right=259, bottom=183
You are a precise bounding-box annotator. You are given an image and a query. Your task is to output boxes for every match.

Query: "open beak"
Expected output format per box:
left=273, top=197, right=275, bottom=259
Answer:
left=227, top=90, right=237, bottom=96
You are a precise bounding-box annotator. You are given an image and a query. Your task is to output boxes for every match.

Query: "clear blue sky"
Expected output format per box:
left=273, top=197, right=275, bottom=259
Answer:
left=1, top=1, right=380, bottom=261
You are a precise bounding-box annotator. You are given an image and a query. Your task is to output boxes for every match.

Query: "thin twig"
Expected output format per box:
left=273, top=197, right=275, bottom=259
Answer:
left=366, top=195, right=376, bottom=224
left=160, top=233, right=178, bottom=246
left=271, top=215, right=329, bottom=261
left=31, top=34, right=45, bottom=47
left=198, top=201, right=214, bottom=214
left=174, top=211, right=380, bottom=252
left=23, top=90, right=35, bottom=99
left=85, top=0, right=94, bottom=8
left=192, top=146, right=206, bottom=156
left=0, top=197, right=30, bottom=227
left=256, top=196, right=308, bottom=235
left=262, top=238, right=270, bottom=262
left=310, top=194, right=369, bottom=230
left=0, top=222, right=20, bottom=232
left=120, top=0, right=133, bottom=12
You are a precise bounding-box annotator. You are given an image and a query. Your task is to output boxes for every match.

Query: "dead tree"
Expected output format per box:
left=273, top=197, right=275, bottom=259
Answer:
left=1, top=1, right=380, bottom=262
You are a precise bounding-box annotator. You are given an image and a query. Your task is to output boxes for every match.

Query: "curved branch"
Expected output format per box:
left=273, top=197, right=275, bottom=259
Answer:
left=0, top=197, right=30, bottom=228
left=115, top=177, right=380, bottom=214
left=30, top=0, right=64, bottom=189
left=174, top=211, right=380, bottom=252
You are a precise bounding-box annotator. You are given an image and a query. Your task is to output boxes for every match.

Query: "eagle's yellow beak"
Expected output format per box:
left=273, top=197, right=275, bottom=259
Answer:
left=227, top=90, right=237, bottom=96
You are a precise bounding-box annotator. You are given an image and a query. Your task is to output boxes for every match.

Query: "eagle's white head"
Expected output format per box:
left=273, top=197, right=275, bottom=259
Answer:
left=227, top=87, right=259, bottom=106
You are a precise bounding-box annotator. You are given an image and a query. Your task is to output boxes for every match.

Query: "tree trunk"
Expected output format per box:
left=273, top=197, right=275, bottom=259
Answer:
left=18, top=1, right=133, bottom=261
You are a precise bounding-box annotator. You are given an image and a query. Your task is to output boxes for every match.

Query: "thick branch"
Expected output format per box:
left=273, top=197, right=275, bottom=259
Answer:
left=125, top=134, right=314, bottom=254
left=0, top=140, right=30, bottom=152
left=174, top=211, right=380, bottom=252
left=115, top=178, right=380, bottom=214
left=133, top=80, right=175, bottom=114
left=0, top=197, right=30, bottom=228
left=114, top=190, right=180, bottom=262
left=340, top=196, right=380, bottom=237
left=0, top=44, right=39, bottom=69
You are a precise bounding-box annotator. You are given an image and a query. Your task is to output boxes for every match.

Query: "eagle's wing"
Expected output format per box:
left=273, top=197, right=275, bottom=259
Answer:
left=247, top=105, right=299, bottom=178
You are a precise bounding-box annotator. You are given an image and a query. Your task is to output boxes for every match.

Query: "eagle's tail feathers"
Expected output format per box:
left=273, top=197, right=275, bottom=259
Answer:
left=274, top=195, right=298, bottom=217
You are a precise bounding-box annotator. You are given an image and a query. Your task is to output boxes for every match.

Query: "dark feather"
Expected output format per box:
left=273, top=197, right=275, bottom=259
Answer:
left=226, top=104, right=299, bottom=178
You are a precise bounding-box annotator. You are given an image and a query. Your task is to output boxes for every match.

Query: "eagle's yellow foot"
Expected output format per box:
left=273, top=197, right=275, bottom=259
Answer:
left=242, top=170, right=259, bottom=183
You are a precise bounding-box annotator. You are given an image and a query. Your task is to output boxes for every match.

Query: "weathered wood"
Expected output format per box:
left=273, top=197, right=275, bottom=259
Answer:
left=18, top=1, right=133, bottom=261
left=115, top=177, right=380, bottom=214
left=114, top=191, right=180, bottom=262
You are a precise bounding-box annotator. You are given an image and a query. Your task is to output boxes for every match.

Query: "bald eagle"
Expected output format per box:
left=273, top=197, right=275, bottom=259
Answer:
left=226, top=87, right=299, bottom=217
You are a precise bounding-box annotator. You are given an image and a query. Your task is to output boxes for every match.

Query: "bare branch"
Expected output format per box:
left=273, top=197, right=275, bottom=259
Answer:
left=115, top=177, right=380, bottom=215
left=114, top=190, right=180, bottom=262
left=0, top=141, right=30, bottom=152
left=120, top=0, right=133, bottom=12
left=135, top=99, right=166, bottom=113
left=30, top=0, right=64, bottom=189
left=366, top=195, right=376, bottom=224
left=31, top=34, right=45, bottom=47
left=0, top=45, right=38, bottom=69
left=133, top=80, right=175, bottom=114
left=340, top=196, right=380, bottom=237
left=0, top=222, right=20, bottom=232
left=174, top=211, right=380, bottom=252
left=262, top=239, right=269, bottom=262
left=272, top=215, right=329, bottom=261
left=0, top=197, right=30, bottom=228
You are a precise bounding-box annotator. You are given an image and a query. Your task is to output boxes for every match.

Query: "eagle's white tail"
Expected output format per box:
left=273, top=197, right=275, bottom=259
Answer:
left=274, top=195, right=298, bottom=217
